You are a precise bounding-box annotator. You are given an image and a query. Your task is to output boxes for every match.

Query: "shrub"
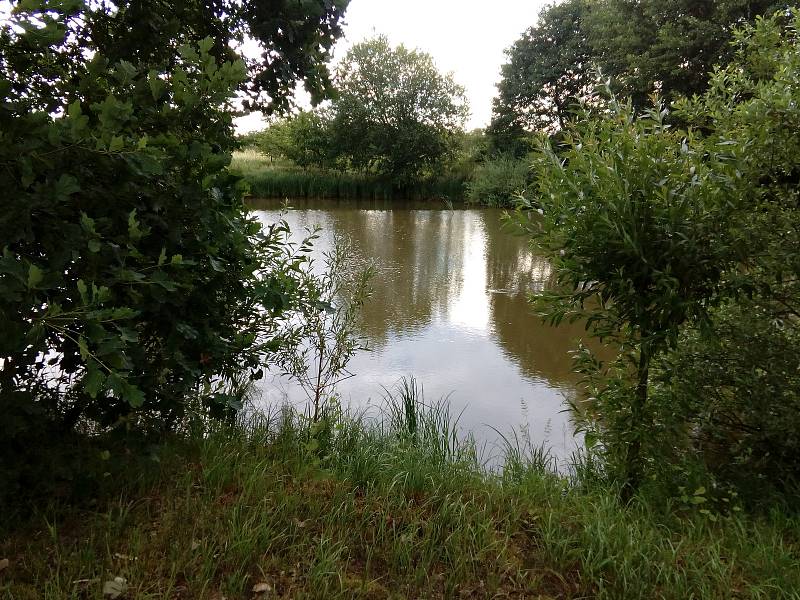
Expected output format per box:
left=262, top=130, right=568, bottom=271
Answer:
left=466, top=155, right=531, bottom=206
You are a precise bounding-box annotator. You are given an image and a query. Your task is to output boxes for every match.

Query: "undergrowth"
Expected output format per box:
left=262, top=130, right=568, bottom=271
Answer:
left=1, top=385, right=798, bottom=599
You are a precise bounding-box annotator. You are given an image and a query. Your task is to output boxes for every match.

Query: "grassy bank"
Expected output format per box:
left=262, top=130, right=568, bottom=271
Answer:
left=232, top=150, right=468, bottom=202
left=1, top=393, right=799, bottom=599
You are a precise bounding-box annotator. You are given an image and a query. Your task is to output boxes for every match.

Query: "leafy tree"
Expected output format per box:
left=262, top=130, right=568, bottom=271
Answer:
left=514, top=96, right=745, bottom=496
left=489, top=0, right=594, bottom=153
left=489, top=0, right=792, bottom=153
left=0, top=0, right=349, bottom=496
left=518, top=9, right=800, bottom=499
left=250, top=110, right=335, bottom=168
left=655, top=9, right=800, bottom=495
left=281, top=110, right=336, bottom=169
left=466, top=155, right=532, bottom=207
left=81, top=0, right=349, bottom=113
left=330, top=36, right=469, bottom=183
left=586, top=0, right=792, bottom=107
left=273, top=235, right=374, bottom=424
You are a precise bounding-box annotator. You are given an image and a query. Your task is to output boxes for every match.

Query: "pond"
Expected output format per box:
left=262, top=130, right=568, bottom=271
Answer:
left=251, top=198, right=604, bottom=464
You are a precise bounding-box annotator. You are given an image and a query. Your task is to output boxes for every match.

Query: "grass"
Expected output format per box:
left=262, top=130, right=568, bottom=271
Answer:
left=231, top=150, right=468, bottom=202
left=1, top=383, right=799, bottom=599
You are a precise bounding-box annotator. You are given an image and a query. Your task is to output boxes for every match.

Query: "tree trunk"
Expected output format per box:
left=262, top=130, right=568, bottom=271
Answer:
left=622, top=346, right=650, bottom=502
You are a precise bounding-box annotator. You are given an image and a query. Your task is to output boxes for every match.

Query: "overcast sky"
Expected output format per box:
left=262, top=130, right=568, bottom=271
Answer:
left=235, top=0, right=549, bottom=133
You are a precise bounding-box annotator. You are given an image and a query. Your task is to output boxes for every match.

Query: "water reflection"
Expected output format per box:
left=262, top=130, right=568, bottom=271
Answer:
left=250, top=198, right=605, bottom=462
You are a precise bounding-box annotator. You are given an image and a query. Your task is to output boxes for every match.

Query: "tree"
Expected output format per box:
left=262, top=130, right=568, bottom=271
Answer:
left=517, top=9, right=800, bottom=499
left=0, top=0, right=349, bottom=496
left=489, top=0, right=594, bottom=153
left=489, top=0, right=792, bottom=153
left=514, top=95, right=745, bottom=497
left=656, top=9, right=800, bottom=494
left=273, top=235, right=374, bottom=424
left=330, top=36, right=469, bottom=183
left=282, top=110, right=336, bottom=169
left=585, top=0, right=791, bottom=107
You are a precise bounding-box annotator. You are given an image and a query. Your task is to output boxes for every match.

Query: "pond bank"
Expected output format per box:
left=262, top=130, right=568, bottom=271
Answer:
left=2, top=405, right=798, bottom=599
left=234, top=150, right=469, bottom=202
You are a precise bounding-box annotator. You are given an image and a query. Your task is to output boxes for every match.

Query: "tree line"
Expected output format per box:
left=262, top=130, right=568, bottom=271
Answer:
left=469, top=0, right=798, bottom=205
left=242, top=36, right=470, bottom=186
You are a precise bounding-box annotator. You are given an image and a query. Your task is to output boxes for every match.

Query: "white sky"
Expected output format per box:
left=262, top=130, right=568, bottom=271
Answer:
left=235, top=0, right=549, bottom=133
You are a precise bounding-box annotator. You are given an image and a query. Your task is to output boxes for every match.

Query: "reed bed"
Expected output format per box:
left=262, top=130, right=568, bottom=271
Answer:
left=231, top=151, right=468, bottom=202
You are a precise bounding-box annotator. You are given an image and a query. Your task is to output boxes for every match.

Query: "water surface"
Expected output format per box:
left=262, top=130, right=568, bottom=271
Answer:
left=252, top=198, right=604, bottom=463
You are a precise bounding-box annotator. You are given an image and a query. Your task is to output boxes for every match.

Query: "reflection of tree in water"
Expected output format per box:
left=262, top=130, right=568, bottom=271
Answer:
left=480, top=211, right=613, bottom=389
left=252, top=200, right=613, bottom=393
left=252, top=202, right=473, bottom=349
left=347, top=209, right=470, bottom=345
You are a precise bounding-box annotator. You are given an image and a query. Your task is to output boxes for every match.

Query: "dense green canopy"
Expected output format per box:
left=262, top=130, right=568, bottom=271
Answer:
left=0, top=0, right=349, bottom=498
left=489, top=0, right=794, bottom=151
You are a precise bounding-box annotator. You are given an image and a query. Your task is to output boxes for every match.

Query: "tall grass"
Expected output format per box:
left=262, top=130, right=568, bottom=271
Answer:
left=2, top=381, right=799, bottom=599
left=231, top=151, right=468, bottom=202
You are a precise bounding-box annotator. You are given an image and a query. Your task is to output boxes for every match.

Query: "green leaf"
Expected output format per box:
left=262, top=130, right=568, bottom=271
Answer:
left=54, top=174, right=80, bottom=198
left=78, top=336, right=90, bottom=360
left=124, top=383, right=145, bottom=408
left=77, top=279, right=88, bottom=303
left=128, top=209, right=142, bottom=241
left=80, top=212, right=96, bottom=234
left=84, top=365, right=106, bottom=398
left=108, top=374, right=145, bottom=408
left=109, top=135, right=125, bottom=152
left=68, top=99, right=82, bottom=118
left=147, top=70, right=165, bottom=100
left=27, top=264, right=44, bottom=289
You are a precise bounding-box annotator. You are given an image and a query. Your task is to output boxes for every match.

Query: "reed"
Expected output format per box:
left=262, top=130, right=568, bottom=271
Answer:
left=231, top=151, right=469, bottom=202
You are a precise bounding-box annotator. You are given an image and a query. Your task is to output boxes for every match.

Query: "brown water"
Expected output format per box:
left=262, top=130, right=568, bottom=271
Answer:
left=251, top=198, right=605, bottom=463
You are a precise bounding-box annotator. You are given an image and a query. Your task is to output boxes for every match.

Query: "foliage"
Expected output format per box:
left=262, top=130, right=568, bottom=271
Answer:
left=518, top=10, right=800, bottom=500
left=586, top=0, right=791, bottom=108
left=489, top=0, right=594, bottom=152
left=277, top=110, right=336, bottom=169
left=658, top=301, right=800, bottom=496
left=235, top=151, right=468, bottom=201
left=465, top=155, right=531, bottom=206
left=272, top=235, right=374, bottom=422
left=0, top=0, right=349, bottom=493
left=488, top=0, right=792, bottom=152
left=514, top=95, right=744, bottom=494
left=652, top=9, right=800, bottom=496
left=330, top=35, right=469, bottom=183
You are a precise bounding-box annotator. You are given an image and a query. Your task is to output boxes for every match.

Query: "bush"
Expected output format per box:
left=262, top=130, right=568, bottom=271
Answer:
left=0, top=0, right=344, bottom=499
left=466, top=155, right=531, bottom=206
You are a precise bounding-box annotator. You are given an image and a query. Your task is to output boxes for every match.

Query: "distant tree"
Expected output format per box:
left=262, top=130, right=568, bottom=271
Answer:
left=282, top=110, right=336, bottom=169
left=330, top=36, right=469, bottom=183
left=250, top=122, right=292, bottom=162
left=489, top=0, right=791, bottom=153
left=489, top=0, right=593, bottom=153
